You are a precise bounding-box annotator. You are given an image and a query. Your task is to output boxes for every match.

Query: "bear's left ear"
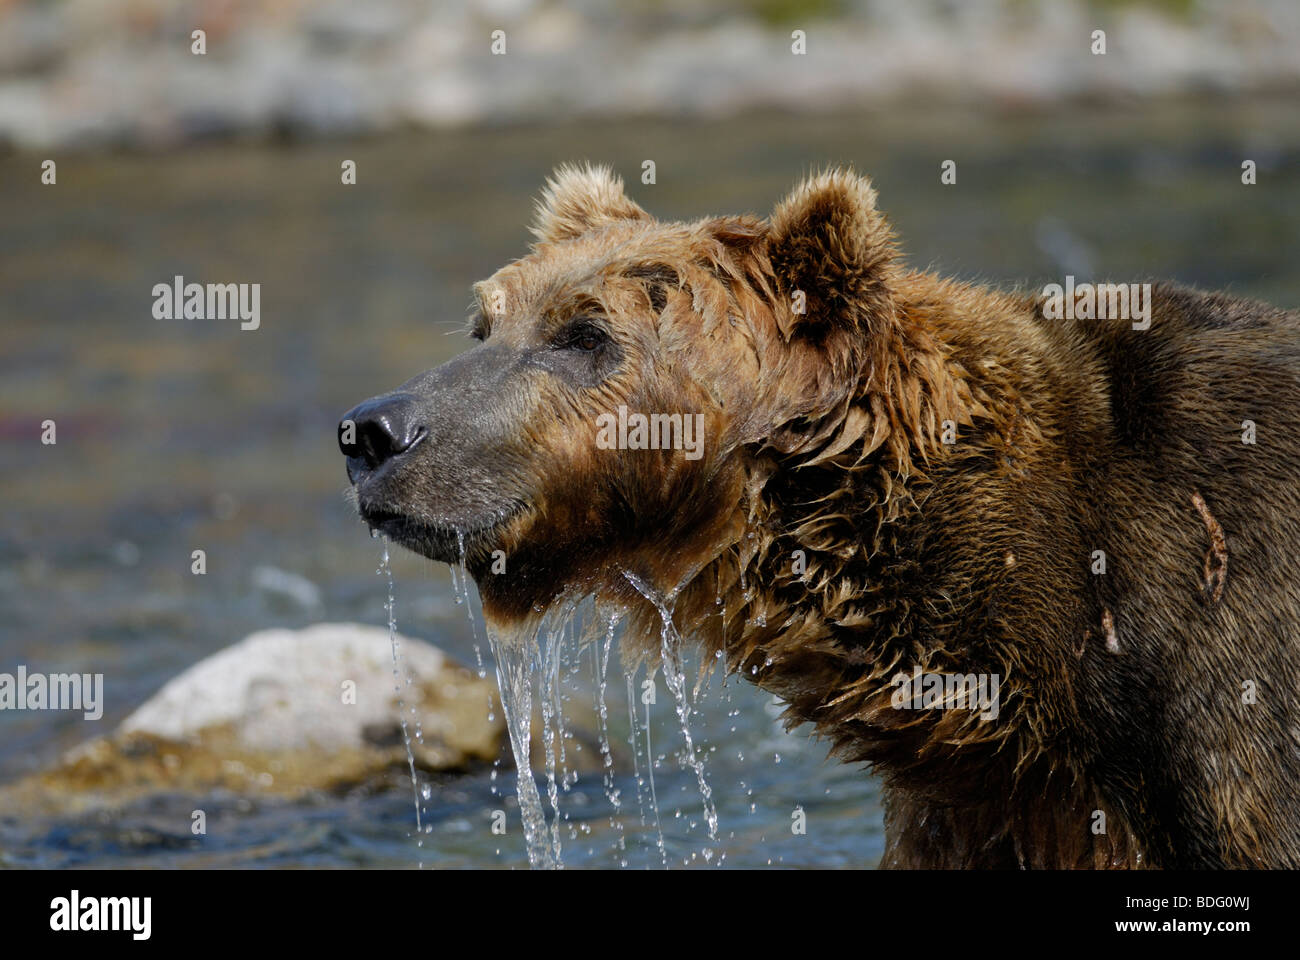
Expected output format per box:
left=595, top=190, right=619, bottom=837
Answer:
left=766, top=169, right=898, bottom=340
left=531, top=163, right=651, bottom=245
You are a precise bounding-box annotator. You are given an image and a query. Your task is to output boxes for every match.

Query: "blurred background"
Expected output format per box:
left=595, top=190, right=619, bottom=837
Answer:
left=0, top=0, right=1297, bottom=868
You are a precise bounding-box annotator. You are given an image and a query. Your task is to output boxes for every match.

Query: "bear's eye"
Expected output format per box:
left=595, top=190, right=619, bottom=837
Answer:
left=555, top=322, right=607, bottom=353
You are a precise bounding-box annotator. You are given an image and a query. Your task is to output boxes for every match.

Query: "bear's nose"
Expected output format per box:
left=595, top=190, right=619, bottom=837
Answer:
left=339, top=393, right=426, bottom=479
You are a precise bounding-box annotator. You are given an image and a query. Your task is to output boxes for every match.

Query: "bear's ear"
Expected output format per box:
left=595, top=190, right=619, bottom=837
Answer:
left=766, top=169, right=897, bottom=340
left=531, top=163, right=651, bottom=244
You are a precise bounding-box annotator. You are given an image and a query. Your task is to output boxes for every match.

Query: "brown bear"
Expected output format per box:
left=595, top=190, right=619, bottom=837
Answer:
left=339, top=164, right=1300, bottom=869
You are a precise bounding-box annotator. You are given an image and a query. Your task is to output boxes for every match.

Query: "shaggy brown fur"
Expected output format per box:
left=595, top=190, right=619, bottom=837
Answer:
left=342, top=164, right=1300, bottom=869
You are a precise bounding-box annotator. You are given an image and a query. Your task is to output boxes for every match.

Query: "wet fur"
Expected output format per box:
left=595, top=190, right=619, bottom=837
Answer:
left=434, top=166, right=1300, bottom=868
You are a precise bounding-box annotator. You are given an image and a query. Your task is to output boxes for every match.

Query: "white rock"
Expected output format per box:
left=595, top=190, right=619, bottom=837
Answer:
left=119, top=622, right=486, bottom=756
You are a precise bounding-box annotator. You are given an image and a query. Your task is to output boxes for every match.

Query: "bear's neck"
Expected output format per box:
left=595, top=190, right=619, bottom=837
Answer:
left=679, top=271, right=1142, bottom=867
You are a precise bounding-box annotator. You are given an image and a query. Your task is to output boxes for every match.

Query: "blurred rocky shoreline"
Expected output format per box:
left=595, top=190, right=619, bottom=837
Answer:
left=2, top=0, right=1297, bottom=152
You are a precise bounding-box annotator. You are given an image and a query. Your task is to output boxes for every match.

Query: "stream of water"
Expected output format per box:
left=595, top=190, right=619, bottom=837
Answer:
left=377, top=535, right=424, bottom=860
left=430, top=546, right=730, bottom=869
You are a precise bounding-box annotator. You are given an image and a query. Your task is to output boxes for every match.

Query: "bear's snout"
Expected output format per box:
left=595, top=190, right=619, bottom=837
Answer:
left=339, top=392, right=426, bottom=484
left=338, top=343, right=542, bottom=563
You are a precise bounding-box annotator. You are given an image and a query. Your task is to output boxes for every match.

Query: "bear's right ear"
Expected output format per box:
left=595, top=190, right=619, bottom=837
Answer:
left=766, top=169, right=898, bottom=341
left=531, top=163, right=651, bottom=245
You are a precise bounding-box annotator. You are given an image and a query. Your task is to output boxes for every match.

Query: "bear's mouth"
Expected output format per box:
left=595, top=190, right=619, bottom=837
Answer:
left=357, top=502, right=525, bottom=565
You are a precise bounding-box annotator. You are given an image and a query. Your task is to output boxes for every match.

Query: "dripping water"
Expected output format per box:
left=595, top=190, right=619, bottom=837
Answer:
left=375, top=533, right=423, bottom=851
left=539, top=611, right=569, bottom=864
left=641, top=666, right=669, bottom=867
left=623, top=570, right=720, bottom=850
left=625, top=669, right=666, bottom=865
left=446, top=533, right=564, bottom=869
left=437, top=544, right=728, bottom=868
left=486, top=620, right=558, bottom=869
left=453, top=531, right=487, bottom=680
left=593, top=610, right=626, bottom=862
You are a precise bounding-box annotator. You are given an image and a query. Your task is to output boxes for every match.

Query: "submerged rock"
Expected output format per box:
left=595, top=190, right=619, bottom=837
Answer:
left=0, top=623, right=503, bottom=811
